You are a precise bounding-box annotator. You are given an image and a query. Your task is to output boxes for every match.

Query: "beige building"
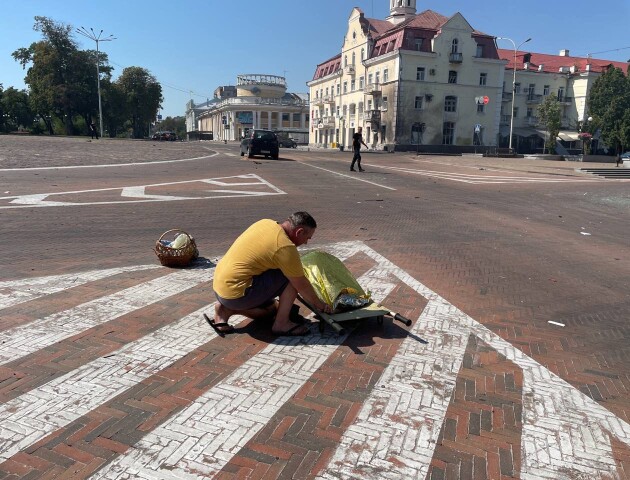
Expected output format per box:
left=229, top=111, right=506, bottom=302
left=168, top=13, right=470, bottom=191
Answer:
left=498, top=49, right=628, bottom=153
left=307, top=1, right=506, bottom=151
left=190, top=74, right=309, bottom=142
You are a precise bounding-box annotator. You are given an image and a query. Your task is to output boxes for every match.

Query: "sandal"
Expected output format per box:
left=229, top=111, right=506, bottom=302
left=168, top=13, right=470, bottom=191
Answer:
left=272, top=323, right=310, bottom=337
left=290, top=305, right=309, bottom=325
left=203, top=313, right=235, bottom=337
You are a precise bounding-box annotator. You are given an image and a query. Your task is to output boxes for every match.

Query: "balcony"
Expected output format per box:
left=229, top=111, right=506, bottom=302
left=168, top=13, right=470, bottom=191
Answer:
left=526, top=116, right=539, bottom=126
left=502, top=92, right=512, bottom=102
left=364, top=83, right=382, bottom=95
left=344, top=65, right=356, bottom=76
left=323, top=94, right=335, bottom=104
left=526, top=94, right=542, bottom=104
left=311, top=97, right=324, bottom=106
left=316, top=116, right=335, bottom=128
left=449, top=52, right=463, bottom=63
left=558, top=96, right=573, bottom=104
left=363, top=110, right=381, bottom=124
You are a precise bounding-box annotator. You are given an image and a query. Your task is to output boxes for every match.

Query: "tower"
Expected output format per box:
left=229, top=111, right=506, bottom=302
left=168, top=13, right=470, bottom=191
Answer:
left=386, top=0, right=417, bottom=24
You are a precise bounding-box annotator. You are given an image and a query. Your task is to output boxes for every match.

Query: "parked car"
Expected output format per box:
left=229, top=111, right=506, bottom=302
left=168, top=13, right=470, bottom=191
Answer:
left=151, top=131, right=177, bottom=141
left=279, top=137, right=297, bottom=148
left=240, top=129, right=279, bottom=159
left=621, top=152, right=630, bottom=160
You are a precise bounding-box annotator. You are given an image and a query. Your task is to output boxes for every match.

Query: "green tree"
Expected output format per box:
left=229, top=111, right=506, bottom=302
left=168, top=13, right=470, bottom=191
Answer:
left=588, top=66, right=630, bottom=154
left=159, top=116, right=186, bottom=139
left=0, top=87, right=33, bottom=131
left=116, top=67, right=162, bottom=138
left=537, top=93, right=562, bottom=154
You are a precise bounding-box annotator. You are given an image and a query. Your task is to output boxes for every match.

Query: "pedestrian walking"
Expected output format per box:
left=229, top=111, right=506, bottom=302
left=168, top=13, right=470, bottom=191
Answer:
left=89, top=122, right=99, bottom=140
left=616, top=152, right=622, bottom=167
left=350, top=127, right=368, bottom=172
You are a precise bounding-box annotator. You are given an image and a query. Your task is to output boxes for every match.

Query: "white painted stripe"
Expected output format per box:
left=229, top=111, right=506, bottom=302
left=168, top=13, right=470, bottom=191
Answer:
left=300, top=162, right=397, bottom=191
left=333, top=241, right=630, bottom=479
left=318, top=298, right=470, bottom=479
left=0, top=264, right=215, bottom=366
left=547, top=321, right=565, bottom=327
left=0, top=264, right=159, bottom=310
left=90, top=263, right=397, bottom=479
left=0, top=153, right=218, bottom=172
left=0, top=304, right=226, bottom=462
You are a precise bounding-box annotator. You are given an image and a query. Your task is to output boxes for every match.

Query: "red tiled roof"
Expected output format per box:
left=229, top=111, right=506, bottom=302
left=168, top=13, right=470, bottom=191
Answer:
left=404, top=9, right=449, bottom=29
left=498, top=48, right=629, bottom=74
left=312, top=54, right=341, bottom=81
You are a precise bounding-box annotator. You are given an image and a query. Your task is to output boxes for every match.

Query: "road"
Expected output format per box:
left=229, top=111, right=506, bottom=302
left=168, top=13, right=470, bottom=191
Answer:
left=0, top=135, right=629, bottom=479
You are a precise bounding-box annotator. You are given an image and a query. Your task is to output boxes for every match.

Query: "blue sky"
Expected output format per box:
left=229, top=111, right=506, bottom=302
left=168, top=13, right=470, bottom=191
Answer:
left=1, top=0, right=628, bottom=118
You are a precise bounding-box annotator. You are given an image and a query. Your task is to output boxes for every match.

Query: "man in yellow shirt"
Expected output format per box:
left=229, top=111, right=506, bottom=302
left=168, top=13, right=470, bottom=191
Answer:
left=212, top=212, right=332, bottom=336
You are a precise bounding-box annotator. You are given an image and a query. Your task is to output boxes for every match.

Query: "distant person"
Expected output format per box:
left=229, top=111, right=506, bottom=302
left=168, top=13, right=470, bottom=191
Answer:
left=350, top=126, right=368, bottom=172
left=616, top=152, right=622, bottom=167
left=89, top=122, right=98, bottom=140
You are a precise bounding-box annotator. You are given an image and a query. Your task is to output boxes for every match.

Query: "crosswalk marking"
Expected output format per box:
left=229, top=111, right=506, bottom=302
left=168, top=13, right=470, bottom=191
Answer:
left=0, top=241, right=629, bottom=479
left=367, top=164, right=600, bottom=184
left=90, top=265, right=397, bottom=479
left=0, top=264, right=159, bottom=310
left=0, top=264, right=215, bottom=366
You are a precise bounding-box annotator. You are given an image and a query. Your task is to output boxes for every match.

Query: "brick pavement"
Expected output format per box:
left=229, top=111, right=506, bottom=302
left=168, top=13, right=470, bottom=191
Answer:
left=1, top=136, right=629, bottom=478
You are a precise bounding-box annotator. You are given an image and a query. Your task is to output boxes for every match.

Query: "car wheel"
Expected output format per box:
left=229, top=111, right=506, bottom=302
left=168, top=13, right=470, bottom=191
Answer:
left=272, top=154, right=279, bottom=160
left=247, top=148, right=254, bottom=158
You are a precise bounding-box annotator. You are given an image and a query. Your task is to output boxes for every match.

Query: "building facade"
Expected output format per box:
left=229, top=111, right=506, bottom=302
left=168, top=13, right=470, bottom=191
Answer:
left=190, top=74, right=309, bottom=142
left=498, top=49, right=628, bottom=153
left=307, top=1, right=506, bottom=151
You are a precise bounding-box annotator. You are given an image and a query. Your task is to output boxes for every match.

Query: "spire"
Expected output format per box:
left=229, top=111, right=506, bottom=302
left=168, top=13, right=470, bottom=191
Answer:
left=386, top=0, right=417, bottom=24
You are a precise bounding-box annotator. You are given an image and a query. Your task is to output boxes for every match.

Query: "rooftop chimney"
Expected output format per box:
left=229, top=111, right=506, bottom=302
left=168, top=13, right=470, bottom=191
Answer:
left=559, top=49, right=570, bottom=57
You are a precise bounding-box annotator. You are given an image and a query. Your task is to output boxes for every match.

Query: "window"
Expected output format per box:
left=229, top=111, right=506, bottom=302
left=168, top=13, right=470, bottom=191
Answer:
left=361, top=48, right=365, bottom=60
left=352, top=52, right=355, bottom=65
left=382, top=96, right=388, bottom=111
left=343, top=81, right=348, bottom=93
left=513, top=107, right=519, bottom=118
left=526, top=107, right=533, bottom=117
left=514, top=83, right=521, bottom=94
left=367, top=99, right=372, bottom=110
left=479, top=72, right=487, bottom=86
left=416, top=67, right=425, bottom=81
left=358, top=102, right=364, bottom=113
left=476, top=44, right=484, bottom=57
left=375, top=71, right=380, bottom=84
left=293, top=113, right=300, bottom=122
left=282, top=113, right=289, bottom=121
left=451, top=39, right=459, bottom=54
left=325, top=87, right=329, bottom=96
left=415, top=96, right=423, bottom=109
left=344, top=55, right=348, bottom=67
left=336, top=106, right=340, bottom=116
left=351, top=79, right=356, bottom=91
left=383, top=69, right=389, bottom=82
left=444, top=95, right=457, bottom=112
left=558, top=87, right=565, bottom=101
left=368, top=73, right=373, bottom=84
left=448, top=70, right=458, bottom=84
left=477, top=103, right=484, bottom=113
left=359, top=76, right=364, bottom=89
left=415, top=38, right=423, bottom=51
left=543, top=85, right=550, bottom=95
left=336, top=83, right=340, bottom=95
left=442, top=122, right=455, bottom=144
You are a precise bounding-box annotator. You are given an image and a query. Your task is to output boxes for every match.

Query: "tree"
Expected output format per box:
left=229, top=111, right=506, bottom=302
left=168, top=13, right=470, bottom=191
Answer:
left=159, top=116, right=186, bottom=139
left=116, top=67, right=162, bottom=138
left=0, top=87, right=33, bottom=131
left=588, top=66, right=630, bottom=154
left=537, top=93, right=562, bottom=154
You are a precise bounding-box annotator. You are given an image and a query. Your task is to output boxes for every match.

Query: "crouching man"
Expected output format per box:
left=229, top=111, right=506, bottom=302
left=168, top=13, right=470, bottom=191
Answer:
left=212, top=212, right=332, bottom=336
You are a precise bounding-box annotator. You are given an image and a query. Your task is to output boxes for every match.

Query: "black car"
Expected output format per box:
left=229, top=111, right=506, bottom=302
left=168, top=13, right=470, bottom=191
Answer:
left=279, top=137, right=297, bottom=148
left=240, top=129, right=279, bottom=159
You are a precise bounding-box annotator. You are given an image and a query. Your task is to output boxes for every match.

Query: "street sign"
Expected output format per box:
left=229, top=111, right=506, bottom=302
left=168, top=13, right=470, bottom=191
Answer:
left=474, top=124, right=481, bottom=133
left=475, top=96, right=490, bottom=105
left=483, top=96, right=489, bottom=105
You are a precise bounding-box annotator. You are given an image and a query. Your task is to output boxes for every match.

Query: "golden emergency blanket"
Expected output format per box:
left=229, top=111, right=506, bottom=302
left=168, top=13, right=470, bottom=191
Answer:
left=301, top=251, right=371, bottom=310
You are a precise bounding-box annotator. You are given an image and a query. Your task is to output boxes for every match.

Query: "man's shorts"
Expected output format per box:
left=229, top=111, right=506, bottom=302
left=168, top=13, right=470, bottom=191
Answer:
left=214, top=269, right=289, bottom=311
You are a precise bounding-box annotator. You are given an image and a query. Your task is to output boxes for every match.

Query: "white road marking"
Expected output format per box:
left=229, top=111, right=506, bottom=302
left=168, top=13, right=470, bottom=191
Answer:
left=548, top=321, right=565, bottom=327
left=0, top=175, right=286, bottom=209
left=367, top=164, right=600, bottom=184
left=300, top=162, right=397, bottom=191
left=0, top=265, right=215, bottom=366
left=0, top=264, right=159, bottom=310
left=90, top=259, right=397, bottom=479
left=0, top=153, right=219, bottom=172
left=0, top=304, right=223, bottom=463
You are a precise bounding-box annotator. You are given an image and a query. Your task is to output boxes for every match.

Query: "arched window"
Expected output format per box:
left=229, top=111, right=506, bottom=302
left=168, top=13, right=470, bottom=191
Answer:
left=352, top=52, right=355, bottom=65
left=361, top=48, right=365, bottom=60
left=344, top=55, right=348, bottom=67
left=451, top=39, right=459, bottom=54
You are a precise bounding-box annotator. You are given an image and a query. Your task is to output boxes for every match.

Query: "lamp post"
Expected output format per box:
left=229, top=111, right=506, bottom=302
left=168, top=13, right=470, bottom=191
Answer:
left=497, top=36, right=531, bottom=153
left=76, top=27, right=116, bottom=139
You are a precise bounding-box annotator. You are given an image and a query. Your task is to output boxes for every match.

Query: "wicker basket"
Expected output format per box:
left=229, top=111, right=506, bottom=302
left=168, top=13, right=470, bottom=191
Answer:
left=154, top=229, right=199, bottom=268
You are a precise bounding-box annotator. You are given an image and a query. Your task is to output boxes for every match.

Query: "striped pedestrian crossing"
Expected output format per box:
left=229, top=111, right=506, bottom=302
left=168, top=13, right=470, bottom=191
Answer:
left=0, top=241, right=628, bottom=479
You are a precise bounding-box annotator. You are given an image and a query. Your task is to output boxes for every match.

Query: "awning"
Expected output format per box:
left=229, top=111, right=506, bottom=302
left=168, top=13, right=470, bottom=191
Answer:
left=557, top=131, right=581, bottom=142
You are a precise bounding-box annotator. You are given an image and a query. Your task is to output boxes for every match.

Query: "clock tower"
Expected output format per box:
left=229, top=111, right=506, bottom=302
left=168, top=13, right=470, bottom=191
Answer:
left=386, top=0, right=417, bottom=24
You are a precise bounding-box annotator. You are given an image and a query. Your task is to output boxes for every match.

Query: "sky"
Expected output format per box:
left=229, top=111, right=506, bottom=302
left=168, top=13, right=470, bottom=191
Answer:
left=1, top=0, right=628, bottom=118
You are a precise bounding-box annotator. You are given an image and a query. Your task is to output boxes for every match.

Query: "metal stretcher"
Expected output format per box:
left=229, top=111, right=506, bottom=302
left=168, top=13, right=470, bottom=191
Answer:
left=298, top=295, right=412, bottom=335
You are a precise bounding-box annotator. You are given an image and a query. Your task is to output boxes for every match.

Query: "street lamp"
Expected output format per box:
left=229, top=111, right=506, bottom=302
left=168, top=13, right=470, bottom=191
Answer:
left=76, top=27, right=116, bottom=139
left=497, top=36, right=531, bottom=153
